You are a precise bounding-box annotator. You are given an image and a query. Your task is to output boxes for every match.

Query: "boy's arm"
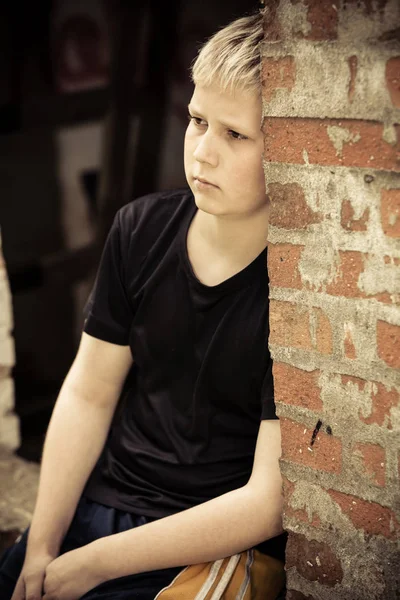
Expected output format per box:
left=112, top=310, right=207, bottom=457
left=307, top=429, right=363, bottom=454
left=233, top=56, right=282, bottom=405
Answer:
left=13, top=333, right=132, bottom=600
left=44, top=419, right=283, bottom=596
left=100, top=419, right=283, bottom=573
left=28, top=333, right=132, bottom=554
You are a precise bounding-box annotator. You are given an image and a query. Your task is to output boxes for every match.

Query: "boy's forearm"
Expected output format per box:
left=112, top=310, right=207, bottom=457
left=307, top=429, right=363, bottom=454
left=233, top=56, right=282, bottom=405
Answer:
left=27, top=381, right=115, bottom=555
left=92, top=482, right=283, bottom=581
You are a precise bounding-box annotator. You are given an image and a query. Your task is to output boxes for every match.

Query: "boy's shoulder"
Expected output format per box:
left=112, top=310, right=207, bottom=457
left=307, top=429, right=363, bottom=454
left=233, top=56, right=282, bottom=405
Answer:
left=113, top=187, right=194, bottom=262
left=117, top=187, right=192, bottom=234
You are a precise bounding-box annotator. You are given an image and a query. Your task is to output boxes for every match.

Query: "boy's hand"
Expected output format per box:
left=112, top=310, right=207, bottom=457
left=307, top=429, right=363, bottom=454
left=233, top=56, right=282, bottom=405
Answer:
left=42, top=544, right=105, bottom=600
left=11, top=551, right=55, bottom=600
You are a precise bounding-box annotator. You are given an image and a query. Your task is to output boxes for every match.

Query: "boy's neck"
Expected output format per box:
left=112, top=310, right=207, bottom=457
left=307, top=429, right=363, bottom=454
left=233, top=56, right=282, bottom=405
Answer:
left=186, top=201, right=270, bottom=287
left=191, top=202, right=270, bottom=264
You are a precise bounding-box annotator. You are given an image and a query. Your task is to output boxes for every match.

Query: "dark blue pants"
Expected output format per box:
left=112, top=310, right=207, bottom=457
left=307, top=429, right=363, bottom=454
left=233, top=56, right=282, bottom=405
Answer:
left=0, top=497, right=183, bottom=599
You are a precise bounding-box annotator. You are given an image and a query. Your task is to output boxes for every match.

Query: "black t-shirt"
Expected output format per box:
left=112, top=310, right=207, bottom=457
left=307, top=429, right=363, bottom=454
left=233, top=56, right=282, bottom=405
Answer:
left=83, top=188, right=276, bottom=518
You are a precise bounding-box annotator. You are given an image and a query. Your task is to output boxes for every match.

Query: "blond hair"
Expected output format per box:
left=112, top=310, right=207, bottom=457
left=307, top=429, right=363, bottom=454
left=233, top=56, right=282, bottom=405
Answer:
left=191, top=13, right=263, bottom=94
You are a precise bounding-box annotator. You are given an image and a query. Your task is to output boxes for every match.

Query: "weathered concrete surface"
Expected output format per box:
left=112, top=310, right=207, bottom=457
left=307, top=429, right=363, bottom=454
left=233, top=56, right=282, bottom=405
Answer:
left=0, top=446, right=39, bottom=553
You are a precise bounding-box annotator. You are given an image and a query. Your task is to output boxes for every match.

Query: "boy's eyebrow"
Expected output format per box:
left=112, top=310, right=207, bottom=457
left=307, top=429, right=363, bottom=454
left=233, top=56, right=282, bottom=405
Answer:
left=187, top=103, right=251, bottom=134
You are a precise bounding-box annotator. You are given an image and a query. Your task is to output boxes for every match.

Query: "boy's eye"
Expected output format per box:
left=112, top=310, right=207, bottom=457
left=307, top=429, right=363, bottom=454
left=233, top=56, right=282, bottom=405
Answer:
left=188, top=113, right=206, bottom=126
left=228, top=129, right=247, bottom=141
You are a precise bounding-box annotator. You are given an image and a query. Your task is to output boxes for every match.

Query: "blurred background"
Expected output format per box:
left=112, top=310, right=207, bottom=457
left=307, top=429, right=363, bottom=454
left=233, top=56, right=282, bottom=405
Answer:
left=0, top=0, right=256, bottom=463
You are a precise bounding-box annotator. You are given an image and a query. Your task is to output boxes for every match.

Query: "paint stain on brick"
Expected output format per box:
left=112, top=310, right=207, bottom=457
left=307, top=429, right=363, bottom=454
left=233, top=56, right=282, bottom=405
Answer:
left=262, top=56, right=296, bottom=103
left=286, top=532, right=344, bottom=586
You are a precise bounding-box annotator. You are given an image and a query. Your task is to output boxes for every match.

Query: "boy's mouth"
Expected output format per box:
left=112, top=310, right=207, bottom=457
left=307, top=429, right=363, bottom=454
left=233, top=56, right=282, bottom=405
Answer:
left=194, top=176, right=218, bottom=188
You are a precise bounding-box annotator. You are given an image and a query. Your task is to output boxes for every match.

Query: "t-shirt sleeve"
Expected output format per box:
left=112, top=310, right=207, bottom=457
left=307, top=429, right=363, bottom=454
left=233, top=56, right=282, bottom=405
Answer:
left=83, top=210, right=133, bottom=345
left=261, top=358, right=278, bottom=420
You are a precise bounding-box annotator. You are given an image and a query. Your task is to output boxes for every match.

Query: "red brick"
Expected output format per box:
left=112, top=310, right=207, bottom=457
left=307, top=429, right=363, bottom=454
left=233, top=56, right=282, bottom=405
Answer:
left=348, top=55, right=358, bottom=103
left=381, top=189, right=400, bottom=238
left=359, top=382, right=399, bottom=430
left=344, top=325, right=357, bottom=359
left=283, top=482, right=313, bottom=525
left=286, top=533, right=343, bottom=586
left=341, top=199, right=369, bottom=231
left=263, top=118, right=400, bottom=171
left=284, top=503, right=310, bottom=525
left=267, top=182, right=322, bottom=230
left=290, top=0, right=338, bottom=41
left=314, top=308, right=333, bottom=355
left=285, top=505, right=322, bottom=529
left=273, top=363, right=323, bottom=410
left=326, top=251, right=364, bottom=298
left=384, top=255, right=400, bottom=266
left=377, top=320, right=400, bottom=369
left=280, top=417, right=342, bottom=474
left=269, top=301, right=312, bottom=349
left=328, top=490, right=400, bottom=539
left=326, top=250, right=393, bottom=303
left=386, top=57, right=400, bottom=108
left=268, top=243, right=303, bottom=289
left=342, top=376, right=398, bottom=430
left=354, top=442, right=386, bottom=486
left=282, top=475, right=296, bottom=498
left=262, top=0, right=282, bottom=42
left=269, top=301, right=333, bottom=354
left=341, top=374, right=367, bottom=390
left=262, top=56, right=296, bottom=103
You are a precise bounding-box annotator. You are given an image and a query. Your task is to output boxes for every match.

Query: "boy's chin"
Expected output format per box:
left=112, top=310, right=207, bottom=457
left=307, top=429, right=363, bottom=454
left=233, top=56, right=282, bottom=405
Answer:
left=193, top=192, right=221, bottom=215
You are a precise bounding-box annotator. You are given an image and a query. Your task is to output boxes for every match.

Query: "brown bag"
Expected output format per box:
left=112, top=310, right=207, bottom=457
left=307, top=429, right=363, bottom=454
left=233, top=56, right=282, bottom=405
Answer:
left=154, top=549, right=285, bottom=600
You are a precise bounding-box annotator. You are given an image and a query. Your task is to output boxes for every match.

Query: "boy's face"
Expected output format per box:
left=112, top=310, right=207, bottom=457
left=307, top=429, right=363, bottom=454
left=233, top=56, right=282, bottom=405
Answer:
left=184, top=82, right=266, bottom=219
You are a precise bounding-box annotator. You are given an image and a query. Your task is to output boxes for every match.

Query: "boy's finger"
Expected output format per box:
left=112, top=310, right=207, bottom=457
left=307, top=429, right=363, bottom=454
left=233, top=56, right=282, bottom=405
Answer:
left=10, top=576, right=25, bottom=600
left=21, top=573, right=44, bottom=600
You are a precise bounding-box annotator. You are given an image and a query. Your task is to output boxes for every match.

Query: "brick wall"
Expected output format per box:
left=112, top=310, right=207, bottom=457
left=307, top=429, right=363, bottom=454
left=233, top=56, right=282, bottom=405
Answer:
left=261, top=1, right=400, bottom=599
left=0, top=231, right=19, bottom=450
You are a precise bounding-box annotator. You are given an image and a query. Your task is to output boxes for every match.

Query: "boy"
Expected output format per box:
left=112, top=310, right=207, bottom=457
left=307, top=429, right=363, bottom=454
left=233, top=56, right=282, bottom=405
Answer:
left=1, top=11, right=286, bottom=600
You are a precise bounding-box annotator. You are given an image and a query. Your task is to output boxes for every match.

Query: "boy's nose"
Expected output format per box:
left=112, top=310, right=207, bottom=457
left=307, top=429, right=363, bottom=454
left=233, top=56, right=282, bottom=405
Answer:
left=193, top=133, right=218, bottom=167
